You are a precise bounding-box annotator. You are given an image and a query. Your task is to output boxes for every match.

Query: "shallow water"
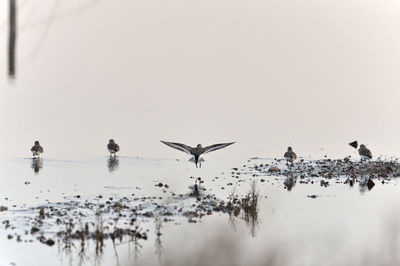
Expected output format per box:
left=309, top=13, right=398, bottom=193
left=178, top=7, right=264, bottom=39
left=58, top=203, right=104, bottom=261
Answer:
left=1, top=157, right=400, bottom=266
left=2, top=0, right=400, bottom=265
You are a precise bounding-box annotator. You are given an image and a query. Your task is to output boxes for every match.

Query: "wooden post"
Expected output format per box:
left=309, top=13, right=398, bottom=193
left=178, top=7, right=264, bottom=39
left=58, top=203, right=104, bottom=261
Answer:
left=8, top=0, right=16, bottom=79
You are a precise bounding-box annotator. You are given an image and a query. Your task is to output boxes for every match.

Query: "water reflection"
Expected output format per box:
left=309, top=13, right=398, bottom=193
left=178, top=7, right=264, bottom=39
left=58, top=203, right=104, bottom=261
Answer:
left=58, top=211, right=147, bottom=266
left=155, top=217, right=163, bottom=263
left=283, top=175, right=296, bottom=191
left=228, top=181, right=261, bottom=237
left=31, top=157, right=43, bottom=173
left=359, top=177, right=375, bottom=193
left=107, top=156, right=119, bottom=172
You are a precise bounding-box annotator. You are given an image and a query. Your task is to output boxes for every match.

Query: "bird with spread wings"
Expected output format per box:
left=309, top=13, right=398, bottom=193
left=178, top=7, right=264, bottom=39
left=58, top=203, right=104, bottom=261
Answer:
left=161, top=141, right=235, bottom=168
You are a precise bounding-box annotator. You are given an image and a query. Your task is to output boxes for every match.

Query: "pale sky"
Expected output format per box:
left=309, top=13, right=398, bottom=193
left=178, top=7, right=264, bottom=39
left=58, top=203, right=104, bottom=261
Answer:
left=1, top=0, right=400, bottom=159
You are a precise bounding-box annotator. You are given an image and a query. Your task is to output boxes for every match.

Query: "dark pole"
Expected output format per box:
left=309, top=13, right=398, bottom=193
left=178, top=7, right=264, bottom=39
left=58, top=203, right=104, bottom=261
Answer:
left=8, top=0, right=17, bottom=79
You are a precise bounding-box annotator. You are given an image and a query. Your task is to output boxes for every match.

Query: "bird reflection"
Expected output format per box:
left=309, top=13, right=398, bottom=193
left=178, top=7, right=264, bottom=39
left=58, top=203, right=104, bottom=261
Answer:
left=107, top=156, right=119, bottom=172
left=31, top=158, right=43, bottom=173
left=359, top=177, right=375, bottom=193
left=283, top=176, right=296, bottom=191
left=154, top=218, right=163, bottom=263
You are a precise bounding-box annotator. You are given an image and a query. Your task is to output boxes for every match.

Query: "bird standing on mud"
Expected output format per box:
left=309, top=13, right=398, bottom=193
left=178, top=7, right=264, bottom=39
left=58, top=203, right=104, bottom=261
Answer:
left=31, top=141, right=43, bottom=157
left=284, top=147, right=297, bottom=167
left=107, top=139, right=120, bottom=156
left=160, top=141, right=235, bottom=168
left=358, top=144, right=372, bottom=160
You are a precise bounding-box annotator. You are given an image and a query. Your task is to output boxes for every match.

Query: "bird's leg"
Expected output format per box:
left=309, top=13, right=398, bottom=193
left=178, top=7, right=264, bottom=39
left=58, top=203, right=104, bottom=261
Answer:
left=200, top=163, right=201, bottom=168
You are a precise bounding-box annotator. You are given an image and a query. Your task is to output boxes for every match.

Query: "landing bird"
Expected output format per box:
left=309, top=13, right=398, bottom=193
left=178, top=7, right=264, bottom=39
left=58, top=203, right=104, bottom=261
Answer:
left=160, top=141, right=235, bottom=168
left=31, top=141, right=43, bottom=157
left=284, top=147, right=297, bottom=166
left=358, top=144, right=372, bottom=160
left=107, top=139, right=120, bottom=156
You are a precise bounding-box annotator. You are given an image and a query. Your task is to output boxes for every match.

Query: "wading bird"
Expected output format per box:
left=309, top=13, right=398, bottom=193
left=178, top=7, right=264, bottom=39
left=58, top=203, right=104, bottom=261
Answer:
left=358, top=144, right=372, bottom=160
left=284, top=147, right=297, bottom=167
left=31, top=141, right=43, bottom=157
left=161, top=141, right=235, bottom=168
left=107, top=139, right=120, bottom=156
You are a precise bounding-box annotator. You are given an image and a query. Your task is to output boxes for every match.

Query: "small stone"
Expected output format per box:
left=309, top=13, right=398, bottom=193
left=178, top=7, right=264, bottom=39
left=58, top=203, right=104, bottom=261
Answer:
left=143, top=211, right=154, bottom=217
left=113, top=202, right=123, bottom=209
left=45, top=239, right=55, bottom=246
left=268, top=167, right=281, bottom=173
left=31, top=227, right=40, bottom=234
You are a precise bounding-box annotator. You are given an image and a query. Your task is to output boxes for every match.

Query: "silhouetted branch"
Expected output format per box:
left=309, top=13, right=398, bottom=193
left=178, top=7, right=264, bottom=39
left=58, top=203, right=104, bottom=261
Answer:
left=8, top=0, right=17, bottom=79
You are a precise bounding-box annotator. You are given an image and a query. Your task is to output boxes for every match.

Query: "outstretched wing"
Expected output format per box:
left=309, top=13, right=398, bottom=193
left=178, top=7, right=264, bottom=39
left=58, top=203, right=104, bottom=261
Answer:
left=349, top=141, right=358, bottom=149
left=161, top=141, right=192, bottom=155
left=204, top=142, right=235, bottom=154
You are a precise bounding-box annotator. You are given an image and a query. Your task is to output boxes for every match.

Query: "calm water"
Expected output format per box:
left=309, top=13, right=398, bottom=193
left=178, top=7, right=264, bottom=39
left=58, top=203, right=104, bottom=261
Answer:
left=1, top=157, right=400, bottom=266
left=2, top=0, right=400, bottom=265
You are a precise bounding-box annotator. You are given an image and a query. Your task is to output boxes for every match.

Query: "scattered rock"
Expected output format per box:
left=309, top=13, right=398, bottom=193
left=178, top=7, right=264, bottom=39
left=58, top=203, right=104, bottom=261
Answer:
left=320, top=180, right=329, bottom=187
left=268, top=167, right=281, bottom=173
left=45, top=239, right=55, bottom=246
left=31, top=227, right=40, bottom=234
left=143, top=211, right=154, bottom=217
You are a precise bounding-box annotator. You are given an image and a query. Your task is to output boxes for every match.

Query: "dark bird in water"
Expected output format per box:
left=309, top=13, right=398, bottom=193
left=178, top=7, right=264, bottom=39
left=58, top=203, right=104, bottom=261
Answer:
left=160, top=141, right=235, bottom=168
left=31, top=141, right=43, bottom=157
left=358, top=144, right=372, bottom=160
left=284, top=147, right=297, bottom=165
left=349, top=141, right=358, bottom=149
left=107, top=139, right=120, bottom=156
